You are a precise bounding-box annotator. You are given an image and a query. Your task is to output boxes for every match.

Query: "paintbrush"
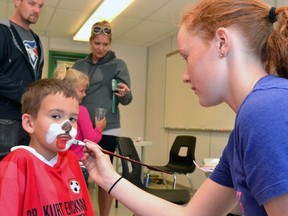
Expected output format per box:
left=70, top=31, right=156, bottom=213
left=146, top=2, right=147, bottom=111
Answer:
left=70, top=139, right=172, bottom=174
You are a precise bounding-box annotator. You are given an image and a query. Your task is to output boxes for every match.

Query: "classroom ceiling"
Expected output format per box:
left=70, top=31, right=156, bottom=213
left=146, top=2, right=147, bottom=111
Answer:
left=0, top=0, right=286, bottom=47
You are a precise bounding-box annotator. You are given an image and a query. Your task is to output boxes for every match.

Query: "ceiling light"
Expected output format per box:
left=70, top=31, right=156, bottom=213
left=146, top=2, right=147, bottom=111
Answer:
left=73, top=0, right=134, bottom=42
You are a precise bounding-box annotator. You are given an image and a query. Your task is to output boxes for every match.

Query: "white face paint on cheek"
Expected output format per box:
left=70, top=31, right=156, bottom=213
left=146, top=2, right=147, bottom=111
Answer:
left=46, top=123, right=63, bottom=144
left=70, top=127, right=77, bottom=139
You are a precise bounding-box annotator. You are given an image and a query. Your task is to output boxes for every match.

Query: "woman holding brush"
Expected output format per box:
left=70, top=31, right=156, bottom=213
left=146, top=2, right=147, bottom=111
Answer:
left=82, top=0, right=288, bottom=215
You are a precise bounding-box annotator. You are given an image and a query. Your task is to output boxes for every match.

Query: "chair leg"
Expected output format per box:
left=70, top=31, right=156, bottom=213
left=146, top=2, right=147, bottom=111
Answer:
left=172, top=174, right=177, bottom=189
left=145, top=170, right=151, bottom=186
left=186, top=174, right=195, bottom=193
left=160, top=172, right=169, bottom=189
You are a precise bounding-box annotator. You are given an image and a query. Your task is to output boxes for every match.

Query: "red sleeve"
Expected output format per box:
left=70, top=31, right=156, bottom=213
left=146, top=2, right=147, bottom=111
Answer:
left=77, top=105, right=102, bottom=143
left=0, top=150, right=30, bottom=215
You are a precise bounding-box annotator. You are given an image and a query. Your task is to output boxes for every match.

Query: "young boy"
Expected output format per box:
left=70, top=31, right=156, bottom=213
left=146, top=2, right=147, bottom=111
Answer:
left=0, top=78, right=95, bottom=215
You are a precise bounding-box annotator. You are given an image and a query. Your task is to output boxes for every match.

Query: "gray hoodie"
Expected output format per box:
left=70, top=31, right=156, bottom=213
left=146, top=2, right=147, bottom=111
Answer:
left=72, top=50, right=132, bottom=130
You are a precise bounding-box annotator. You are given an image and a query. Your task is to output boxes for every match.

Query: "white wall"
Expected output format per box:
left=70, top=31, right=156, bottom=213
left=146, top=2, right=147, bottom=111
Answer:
left=40, top=36, right=148, bottom=140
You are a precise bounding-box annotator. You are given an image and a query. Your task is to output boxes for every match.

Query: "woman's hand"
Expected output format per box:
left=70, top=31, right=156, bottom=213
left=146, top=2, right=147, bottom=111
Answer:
left=81, top=141, right=120, bottom=191
left=116, top=82, right=130, bottom=97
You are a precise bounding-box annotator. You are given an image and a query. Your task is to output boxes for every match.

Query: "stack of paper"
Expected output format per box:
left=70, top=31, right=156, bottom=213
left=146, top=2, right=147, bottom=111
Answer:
left=193, top=159, right=218, bottom=173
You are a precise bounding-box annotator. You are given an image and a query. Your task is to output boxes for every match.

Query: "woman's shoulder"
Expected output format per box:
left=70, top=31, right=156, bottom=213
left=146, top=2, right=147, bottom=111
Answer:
left=256, top=75, right=288, bottom=90
left=73, top=55, right=91, bottom=67
left=239, top=75, right=288, bottom=121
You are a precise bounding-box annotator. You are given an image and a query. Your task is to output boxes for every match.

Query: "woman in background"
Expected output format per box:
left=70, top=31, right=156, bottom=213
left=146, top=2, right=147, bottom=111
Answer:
left=72, top=21, right=132, bottom=216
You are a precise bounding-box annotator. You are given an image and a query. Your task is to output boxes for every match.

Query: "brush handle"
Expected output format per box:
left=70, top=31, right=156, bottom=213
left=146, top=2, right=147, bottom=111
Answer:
left=101, top=149, right=172, bottom=174
left=71, top=139, right=172, bottom=174
left=71, top=139, right=86, bottom=146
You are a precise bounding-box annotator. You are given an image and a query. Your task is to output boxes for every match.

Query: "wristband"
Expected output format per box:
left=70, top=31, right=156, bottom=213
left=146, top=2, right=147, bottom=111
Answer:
left=108, top=176, right=123, bottom=194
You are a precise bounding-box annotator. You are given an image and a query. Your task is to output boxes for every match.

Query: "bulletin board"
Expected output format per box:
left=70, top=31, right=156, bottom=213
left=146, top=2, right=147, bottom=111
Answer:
left=164, top=51, right=235, bottom=131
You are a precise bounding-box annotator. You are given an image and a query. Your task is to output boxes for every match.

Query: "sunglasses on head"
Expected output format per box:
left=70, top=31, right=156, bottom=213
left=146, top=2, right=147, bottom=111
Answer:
left=93, top=26, right=112, bottom=35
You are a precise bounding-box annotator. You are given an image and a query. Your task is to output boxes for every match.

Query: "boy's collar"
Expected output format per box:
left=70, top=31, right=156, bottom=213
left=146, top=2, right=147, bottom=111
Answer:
left=11, top=146, right=58, bottom=167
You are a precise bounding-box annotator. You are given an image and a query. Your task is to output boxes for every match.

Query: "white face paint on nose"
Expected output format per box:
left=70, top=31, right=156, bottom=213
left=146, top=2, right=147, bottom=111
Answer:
left=46, top=120, right=77, bottom=148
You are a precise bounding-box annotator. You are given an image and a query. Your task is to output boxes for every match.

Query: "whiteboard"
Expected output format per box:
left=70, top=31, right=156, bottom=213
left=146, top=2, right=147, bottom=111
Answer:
left=164, top=51, right=236, bottom=131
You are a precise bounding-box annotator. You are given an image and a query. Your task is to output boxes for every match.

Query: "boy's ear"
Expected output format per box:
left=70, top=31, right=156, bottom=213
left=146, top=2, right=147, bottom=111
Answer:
left=22, top=113, right=34, bottom=133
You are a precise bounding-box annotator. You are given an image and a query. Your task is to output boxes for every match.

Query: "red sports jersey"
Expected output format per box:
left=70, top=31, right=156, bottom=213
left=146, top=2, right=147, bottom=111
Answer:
left=0, top=147, right=95, bottom=216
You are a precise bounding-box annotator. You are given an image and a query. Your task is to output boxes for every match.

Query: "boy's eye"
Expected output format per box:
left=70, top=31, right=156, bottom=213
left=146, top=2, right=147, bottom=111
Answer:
left=51, top=114, right=61, bottom=119
left=69, top=117, right=77, bottom=123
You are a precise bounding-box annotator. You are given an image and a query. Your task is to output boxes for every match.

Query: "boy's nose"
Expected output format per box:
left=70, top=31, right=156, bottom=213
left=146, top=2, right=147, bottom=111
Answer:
left=61, top=121, right=72, bottom=133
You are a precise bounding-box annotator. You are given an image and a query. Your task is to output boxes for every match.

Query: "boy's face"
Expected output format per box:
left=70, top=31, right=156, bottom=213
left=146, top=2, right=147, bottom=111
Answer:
left=22, top=92, right=79, bottom=160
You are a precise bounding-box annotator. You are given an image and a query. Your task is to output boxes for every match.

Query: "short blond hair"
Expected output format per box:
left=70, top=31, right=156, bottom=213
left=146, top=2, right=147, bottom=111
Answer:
left=54, top=64, right=89, bottom=88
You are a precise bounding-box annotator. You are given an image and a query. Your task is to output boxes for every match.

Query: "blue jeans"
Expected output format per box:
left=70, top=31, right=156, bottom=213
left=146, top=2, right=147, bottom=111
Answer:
left=81, top=167, right=89, bottom=187
left=0, top=119, right=29, bottom=153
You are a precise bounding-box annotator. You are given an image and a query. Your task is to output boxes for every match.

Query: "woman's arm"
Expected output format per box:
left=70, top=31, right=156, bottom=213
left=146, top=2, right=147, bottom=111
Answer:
left=82, top=141, right=237, bottom=216
left=264, top=194, right=288, bottom=215
left=115, top=60, right=133, bottom=105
